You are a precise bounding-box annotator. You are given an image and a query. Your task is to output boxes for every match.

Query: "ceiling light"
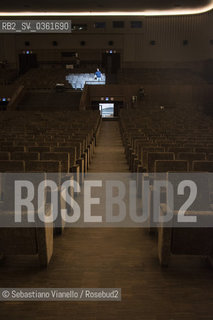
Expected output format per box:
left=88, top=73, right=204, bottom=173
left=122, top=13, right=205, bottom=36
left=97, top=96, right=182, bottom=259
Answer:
left=0, top=2, right=212, bottom=16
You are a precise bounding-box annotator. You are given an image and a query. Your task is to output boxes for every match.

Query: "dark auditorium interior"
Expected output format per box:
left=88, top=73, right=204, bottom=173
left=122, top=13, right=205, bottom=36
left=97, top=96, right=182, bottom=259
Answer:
left=0, top=0, right=213, bottom=319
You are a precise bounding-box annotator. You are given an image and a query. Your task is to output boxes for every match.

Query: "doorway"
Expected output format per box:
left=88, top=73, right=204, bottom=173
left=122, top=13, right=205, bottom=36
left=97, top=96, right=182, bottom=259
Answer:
left=99, top=103, right=114, bottom=118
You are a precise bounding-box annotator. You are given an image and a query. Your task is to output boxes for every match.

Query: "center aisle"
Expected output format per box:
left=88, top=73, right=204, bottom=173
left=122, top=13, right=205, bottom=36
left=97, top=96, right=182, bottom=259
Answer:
left=89, top=120, right=129, bottom=172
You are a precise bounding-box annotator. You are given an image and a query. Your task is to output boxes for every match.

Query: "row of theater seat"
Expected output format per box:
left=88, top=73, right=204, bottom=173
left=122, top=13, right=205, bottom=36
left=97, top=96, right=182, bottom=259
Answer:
left=0, top=110, right=102, bottom=267
left=120, top=107, right=213, bottom=267
left=119, top=68, right=205, bottom=85
left=16, top=67, right=69, bottom=89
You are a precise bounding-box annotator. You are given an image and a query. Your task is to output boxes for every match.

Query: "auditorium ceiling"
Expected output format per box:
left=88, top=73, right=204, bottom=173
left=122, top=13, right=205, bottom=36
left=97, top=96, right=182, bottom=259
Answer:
left=0, top=0, right=212, bottom=15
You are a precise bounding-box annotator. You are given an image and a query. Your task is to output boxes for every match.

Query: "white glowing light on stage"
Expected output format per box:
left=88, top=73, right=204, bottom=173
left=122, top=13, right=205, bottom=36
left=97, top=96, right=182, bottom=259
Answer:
left=66, top=73, right=106, bottom=90
left=0, top=2, right=213, bottom=16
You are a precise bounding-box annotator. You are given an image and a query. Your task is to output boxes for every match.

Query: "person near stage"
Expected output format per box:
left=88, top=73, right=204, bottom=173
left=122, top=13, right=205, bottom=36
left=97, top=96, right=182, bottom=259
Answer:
left=94, top=68, right=102, bottom=81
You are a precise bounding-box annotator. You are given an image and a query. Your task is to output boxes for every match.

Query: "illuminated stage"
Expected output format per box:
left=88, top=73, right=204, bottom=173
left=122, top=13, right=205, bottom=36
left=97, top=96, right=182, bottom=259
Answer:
left=66, top=73, right=106, bottom=90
